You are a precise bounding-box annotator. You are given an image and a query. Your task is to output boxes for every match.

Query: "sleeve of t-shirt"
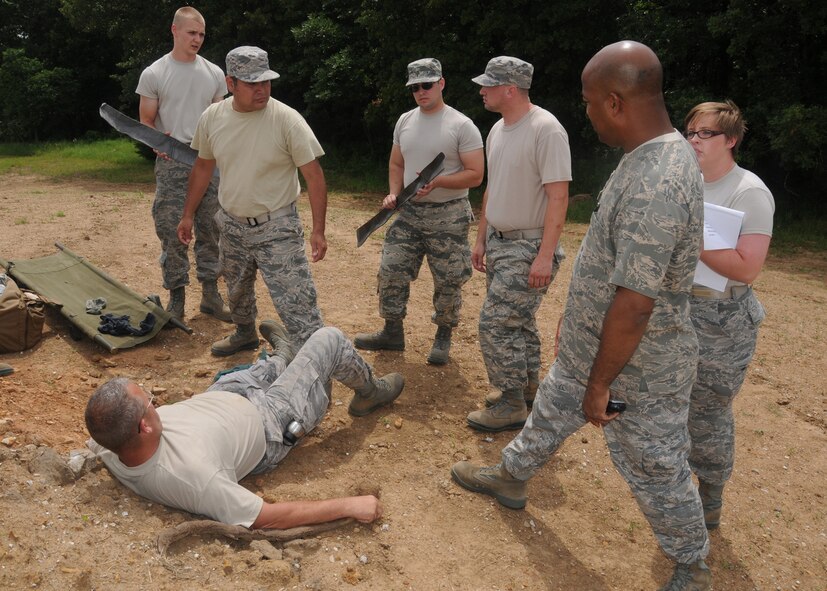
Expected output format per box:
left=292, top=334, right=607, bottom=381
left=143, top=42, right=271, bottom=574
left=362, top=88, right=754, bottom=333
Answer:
left=135, top=67, right=159, bottom=99
left=197, top=469, right=265, bottom=527
left=211, top=64, right=228, bottom=102
left=190, top=109, right=214, bottom=160
left=286, top=115, right=325, bottom=168
left=610, top=193, right=689, bottom=299
left=391, top=112, right=407, bottom=147
left=731, top=187, right=775, bottom=237
left=536, top=126, right=572, bottom=185
left=457, top=119, right=484, bottom=153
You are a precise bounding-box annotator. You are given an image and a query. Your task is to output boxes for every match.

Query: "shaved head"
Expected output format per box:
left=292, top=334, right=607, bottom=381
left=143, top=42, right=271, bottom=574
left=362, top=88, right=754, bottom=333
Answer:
left=582, top=40, right=663, bottom=102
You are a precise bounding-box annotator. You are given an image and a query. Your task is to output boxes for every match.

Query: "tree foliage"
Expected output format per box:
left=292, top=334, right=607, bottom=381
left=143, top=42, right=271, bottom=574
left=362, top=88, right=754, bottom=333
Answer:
left=0, top=0, right=823, bottom=215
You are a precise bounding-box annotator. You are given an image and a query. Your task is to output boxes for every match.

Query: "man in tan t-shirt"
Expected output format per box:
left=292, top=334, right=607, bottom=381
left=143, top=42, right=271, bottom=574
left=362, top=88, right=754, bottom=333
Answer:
left=178, top=46, right=328, bottom=356
left=466, top=56, right=571, bottom=432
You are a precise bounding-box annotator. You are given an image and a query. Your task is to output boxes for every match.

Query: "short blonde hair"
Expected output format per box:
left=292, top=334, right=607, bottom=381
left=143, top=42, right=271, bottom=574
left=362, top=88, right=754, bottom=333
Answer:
left=173, top=6, right=205, bottom=27
left=684, top=100, right=747, bottom=154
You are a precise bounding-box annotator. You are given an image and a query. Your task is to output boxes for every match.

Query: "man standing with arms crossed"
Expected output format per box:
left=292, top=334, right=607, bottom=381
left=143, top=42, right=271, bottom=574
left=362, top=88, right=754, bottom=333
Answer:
left=178, top=46, right=327, bottom=356
left=354, top=58, right=484, bottom=365
left=465, top=57, right=570, bottom=432
left=452, top=41, right=711, bottom=590
left=137, top=6, right=230, bottom=322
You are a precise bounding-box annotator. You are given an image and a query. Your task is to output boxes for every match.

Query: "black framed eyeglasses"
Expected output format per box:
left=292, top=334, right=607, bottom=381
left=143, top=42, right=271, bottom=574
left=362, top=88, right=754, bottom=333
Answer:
left=684, top=129, right=725, bottom=140
left=409, top=82, right=436, bottom=93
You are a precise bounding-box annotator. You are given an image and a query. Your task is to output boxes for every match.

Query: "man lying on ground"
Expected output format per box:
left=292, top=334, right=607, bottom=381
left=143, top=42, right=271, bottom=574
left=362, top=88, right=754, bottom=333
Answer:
left=85, top=322, right=404, bottom=529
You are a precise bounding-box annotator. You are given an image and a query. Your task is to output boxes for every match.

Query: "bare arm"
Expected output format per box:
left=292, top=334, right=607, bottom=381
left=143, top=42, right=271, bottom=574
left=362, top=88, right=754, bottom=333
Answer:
left=417, top=148, right=485, bottom=197
left=528, top=180, right=569, bottom=289
left=471, top=188, right=490, bottom=273
left=299, top=158, right=328, bottom=262
left=177, top=157, right=216, bottom=245
left=699, top=233, right=771, bottom=284
left=138, top=96, right=159, bottom=128
left=383, top=144, right=405, bottom=209
left=582, top=286, right=655, bottom=426
left=251, top=495, right=382, bottom=530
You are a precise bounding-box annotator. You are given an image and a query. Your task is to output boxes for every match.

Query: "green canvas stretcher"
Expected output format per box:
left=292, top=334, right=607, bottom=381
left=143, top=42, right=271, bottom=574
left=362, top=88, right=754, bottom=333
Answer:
left=0, top=243, right=191, bottom=352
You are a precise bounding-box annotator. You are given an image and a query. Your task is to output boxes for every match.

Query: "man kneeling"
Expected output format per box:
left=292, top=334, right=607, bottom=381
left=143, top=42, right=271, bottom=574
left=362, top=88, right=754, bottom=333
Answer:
left=85, top=323, right=404, bottom=529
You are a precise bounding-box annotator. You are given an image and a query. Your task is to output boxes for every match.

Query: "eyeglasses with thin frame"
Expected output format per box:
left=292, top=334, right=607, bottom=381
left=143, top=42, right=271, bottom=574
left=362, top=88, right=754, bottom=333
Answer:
left=684, top=129, right=725, bottom=140
left=409, top=82, right=436, bottom=93
left=138, top=393, right=155, bottom=433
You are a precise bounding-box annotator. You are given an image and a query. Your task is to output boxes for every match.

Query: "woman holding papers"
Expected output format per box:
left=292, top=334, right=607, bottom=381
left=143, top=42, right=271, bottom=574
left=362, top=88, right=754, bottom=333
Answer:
left=683, top=100, right=775, bottom=530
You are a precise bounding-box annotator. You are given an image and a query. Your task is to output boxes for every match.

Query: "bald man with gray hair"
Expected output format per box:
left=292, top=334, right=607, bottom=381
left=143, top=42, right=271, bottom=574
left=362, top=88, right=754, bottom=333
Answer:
left=452, top=41, right=711, bottom=590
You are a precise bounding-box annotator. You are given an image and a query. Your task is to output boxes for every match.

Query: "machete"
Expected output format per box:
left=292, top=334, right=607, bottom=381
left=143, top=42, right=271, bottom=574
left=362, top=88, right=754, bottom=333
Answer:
left=99, top=103, right=219, bottom=179
left=356, top=152, right=445, bottom=247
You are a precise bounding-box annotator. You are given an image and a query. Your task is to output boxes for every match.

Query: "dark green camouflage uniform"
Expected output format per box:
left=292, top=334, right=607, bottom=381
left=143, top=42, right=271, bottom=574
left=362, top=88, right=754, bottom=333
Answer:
left=378, top=199, right=474, bottom=326
left=153, top=157, right=221, bottom=290
left=502, top=133, right=710, bottom=564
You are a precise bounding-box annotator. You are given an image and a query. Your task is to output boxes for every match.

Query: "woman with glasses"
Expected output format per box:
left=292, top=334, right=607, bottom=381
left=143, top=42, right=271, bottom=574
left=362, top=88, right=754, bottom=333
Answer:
left=683, top=100, right=775, bottom=530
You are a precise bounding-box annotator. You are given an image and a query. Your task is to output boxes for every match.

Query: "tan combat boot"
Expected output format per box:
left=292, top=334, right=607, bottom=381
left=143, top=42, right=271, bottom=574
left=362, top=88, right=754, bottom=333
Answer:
left=698, top=480, right=724, bottom=530
left=348, top=372, right=405, bottom=417
left=658, top=559, right=712, bottom=591
left=485, top=379, right=539, bottom=408
left=259, top=320, right=297, bottom=364
left=450, top=461, right=527, bottom=509
left=211, top=324, right=259, bottom=357
left=166, top=286, right=185, bottom=320
left=199, top=280, right=232, bottom=322
left=426, top=325, right=452, bottom=365
left=467, top=396, right=527, bottom=432
left=353, top=319, right=404, bottom=351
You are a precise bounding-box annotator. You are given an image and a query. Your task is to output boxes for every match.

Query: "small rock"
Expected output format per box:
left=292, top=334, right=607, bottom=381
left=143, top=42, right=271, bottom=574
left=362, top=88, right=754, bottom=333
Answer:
left=1, top=436, right=17, bottom=447
left=394, top=418, right=403, bottom=429
left=250, top=540, right=283, bottom=560
left=28, top=446, right=74, bottom=485
left=150, top=386, right=167, bottom=394
left=154, top=353, right=171, bottom=361
left=67, top=449, right=98, bottom=478
left=194, top=369, right=211, bottom=378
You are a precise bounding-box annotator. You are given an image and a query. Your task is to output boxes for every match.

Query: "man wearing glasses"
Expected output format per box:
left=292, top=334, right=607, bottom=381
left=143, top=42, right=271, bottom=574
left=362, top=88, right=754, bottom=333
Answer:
left=178, top=46, right=327, bottom=357
left=464, top=56, right=571, bottom=432
left=683, top=101, right=774, bottom=532
left=354, top=58, right=484, bottom=366
left=85, top=322, right=404, bottom=529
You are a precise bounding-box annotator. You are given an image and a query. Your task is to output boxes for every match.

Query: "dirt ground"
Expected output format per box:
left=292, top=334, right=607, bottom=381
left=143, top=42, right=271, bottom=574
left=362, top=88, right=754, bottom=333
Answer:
left=0, top=173, right=824, bottom=591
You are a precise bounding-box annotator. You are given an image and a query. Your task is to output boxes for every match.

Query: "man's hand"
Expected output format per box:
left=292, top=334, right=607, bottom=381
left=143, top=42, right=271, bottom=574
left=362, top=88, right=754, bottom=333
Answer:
left=528, top=252, right=554, bottom=288
left=382, top=193, right=398, bottom=210
left=177, top=215, right=194, bottom=245
left=582, top=385, right=620, bottom=428
left=415, top=174, right=440, bottom=198
left=471, top=239, right=486, bottom=272
left=310, top=230, right=327, bottom=262
left=349, top=495, right=383, bottom=523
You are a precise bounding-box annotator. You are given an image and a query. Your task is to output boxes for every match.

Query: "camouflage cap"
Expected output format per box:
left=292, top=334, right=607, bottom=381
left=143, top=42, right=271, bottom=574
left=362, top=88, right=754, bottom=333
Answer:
left=406, top=58, right=442, bottom=86
left=226, top=46, right=280, bottom=83
left=472, top=56, right=533, bottom=89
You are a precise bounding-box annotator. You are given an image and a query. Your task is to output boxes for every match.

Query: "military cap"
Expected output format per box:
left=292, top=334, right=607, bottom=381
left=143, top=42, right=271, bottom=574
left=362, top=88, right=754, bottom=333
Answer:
left=406, top=58, right=442, bottom=86
left=472, top=56, right=533, bottom=89
left=226, top=46, right=280, bottom=83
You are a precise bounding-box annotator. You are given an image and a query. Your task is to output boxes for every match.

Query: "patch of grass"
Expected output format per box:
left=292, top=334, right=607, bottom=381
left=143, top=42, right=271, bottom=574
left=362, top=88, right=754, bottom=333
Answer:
left=0, top=139, right=153, bottom=183
left=771, top=215, right=827, bottom=253
left=55, top=211, right=65, bottom=218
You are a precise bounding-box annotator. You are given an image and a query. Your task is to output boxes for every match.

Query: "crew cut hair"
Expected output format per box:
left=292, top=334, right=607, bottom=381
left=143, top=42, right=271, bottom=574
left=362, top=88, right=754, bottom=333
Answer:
left=85, top=378, right=144, bottom=454
left=173, top=6, right=205, bottom=26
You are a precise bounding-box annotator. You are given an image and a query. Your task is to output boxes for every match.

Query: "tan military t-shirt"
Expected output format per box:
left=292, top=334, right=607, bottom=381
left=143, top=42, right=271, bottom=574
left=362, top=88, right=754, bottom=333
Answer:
left=192, top=98, right=324, bottom=218
left=484, top=106, right=571, bottom=231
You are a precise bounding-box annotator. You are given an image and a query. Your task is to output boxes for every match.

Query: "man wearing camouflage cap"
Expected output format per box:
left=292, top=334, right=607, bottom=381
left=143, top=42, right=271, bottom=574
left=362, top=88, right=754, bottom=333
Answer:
left=464, top=56, right=571, bottom=431
left=137, top=6, right=231, bottom=323
left=354, top=58, right=484, bottom=365
left=178, top=46, right=327, bottom=356
left=453, top=42, right=712, bottom=590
